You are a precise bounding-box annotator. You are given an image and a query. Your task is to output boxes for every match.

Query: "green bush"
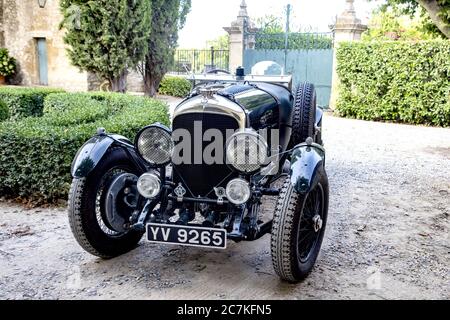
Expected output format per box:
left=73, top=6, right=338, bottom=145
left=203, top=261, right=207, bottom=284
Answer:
left=0, top=87, right=65, bottom=120
left=43, top=93, right=110, bottom=126
left=336, top=41, right=450, bottom=127
left=0, top=93, right=169, bottom=203
left=158, top=76, right=192, bottom=97
left=0, top=99, right=9, bottom=122
left=87, top=91, right=158, bottom=113
left=0, top=48, right=16, bottom=77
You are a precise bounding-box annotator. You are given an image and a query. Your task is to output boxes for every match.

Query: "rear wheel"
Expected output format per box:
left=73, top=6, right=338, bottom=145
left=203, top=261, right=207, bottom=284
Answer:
left=271, top=175, right=329, bottom=282
left=68, top=148, right=144, bottom=258
left=290, top=82, right=317, bottom=147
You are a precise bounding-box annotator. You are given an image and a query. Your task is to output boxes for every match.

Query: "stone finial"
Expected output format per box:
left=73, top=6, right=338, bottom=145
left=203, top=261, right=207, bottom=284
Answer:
left=224, top=0, right=256, bottom=31
left=346, top=0, right=356, bottom=13
left=238, top=0, right=248, bottom=18
left=338, top=0, right=362, bottom=25
left=331, top=0, right=367, bottom=34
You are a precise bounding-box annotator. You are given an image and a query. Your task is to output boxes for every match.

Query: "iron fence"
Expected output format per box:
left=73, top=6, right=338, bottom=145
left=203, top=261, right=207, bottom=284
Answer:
left=169, top=47, right=230, bottom=75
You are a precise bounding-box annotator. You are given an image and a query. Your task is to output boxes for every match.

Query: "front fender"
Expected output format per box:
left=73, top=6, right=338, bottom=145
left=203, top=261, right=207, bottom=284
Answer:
left=316, top=107, right=324, bottom=128
left=289, top=143, right=326, bottom=194
left=71, top=134, right=134, bottom=178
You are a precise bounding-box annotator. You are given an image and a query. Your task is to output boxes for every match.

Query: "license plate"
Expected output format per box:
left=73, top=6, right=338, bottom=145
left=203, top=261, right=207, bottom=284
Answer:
left=146, top=223, right=227, bottom=249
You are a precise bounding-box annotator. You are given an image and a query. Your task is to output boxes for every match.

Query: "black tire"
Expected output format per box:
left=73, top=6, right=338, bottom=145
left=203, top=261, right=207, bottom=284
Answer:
left=271, top=174, right=329, bottom=283
left=290, top=82, right=317, bottom=147
left=68, top=148, right=144, bottom=259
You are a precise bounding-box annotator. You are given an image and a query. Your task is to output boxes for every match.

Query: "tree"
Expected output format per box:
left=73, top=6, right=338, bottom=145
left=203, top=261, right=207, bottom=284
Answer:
left=141, top=0, right=191, bottom=97
left=206, top=34, right=230, bottom=50
left=377, top=0, right=450, bottom=38
left=60, top=0, right=151, bottom=92
left=362, top=9, right=435, bottom=40
left=256, top=14, right=284, bottom=34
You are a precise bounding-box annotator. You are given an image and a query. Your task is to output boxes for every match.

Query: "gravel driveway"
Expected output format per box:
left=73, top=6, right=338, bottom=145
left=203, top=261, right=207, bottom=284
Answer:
left=0, top=114, right=449, bottom=300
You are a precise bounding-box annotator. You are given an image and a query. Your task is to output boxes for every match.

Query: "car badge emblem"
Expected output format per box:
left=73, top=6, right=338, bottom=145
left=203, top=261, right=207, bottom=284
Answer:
left=214, top=187, right=226, bottom=205
left=174, top=183, right=187, bottom=202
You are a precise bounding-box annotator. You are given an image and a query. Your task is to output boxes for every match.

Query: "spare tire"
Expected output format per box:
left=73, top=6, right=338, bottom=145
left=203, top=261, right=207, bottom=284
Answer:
left=290, top=82, right=317, bottom=147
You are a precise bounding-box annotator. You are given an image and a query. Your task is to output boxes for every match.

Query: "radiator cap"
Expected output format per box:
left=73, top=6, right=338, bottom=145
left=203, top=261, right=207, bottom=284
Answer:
left=236, top=66, right=245, bottom=79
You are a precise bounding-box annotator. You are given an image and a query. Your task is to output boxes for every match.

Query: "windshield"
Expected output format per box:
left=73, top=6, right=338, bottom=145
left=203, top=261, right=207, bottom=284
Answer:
left=251, top=61, right=284, bottom=76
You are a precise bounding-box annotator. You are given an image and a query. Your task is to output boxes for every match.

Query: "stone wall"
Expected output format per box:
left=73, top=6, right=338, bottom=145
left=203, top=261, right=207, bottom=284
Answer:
left=127, top=70, right=145, bottom=93
left=0, top=0, right=88, bottom=91
left=0, top=1, right=4, bottom=46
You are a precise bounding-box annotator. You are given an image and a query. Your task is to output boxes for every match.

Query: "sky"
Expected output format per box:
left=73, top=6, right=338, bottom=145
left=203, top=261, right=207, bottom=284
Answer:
left=178, top=0, right=384, bottom=48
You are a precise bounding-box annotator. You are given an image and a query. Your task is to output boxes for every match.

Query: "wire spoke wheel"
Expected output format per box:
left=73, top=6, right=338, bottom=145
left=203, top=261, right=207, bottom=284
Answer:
left=68, top=148, right=144, bottom=259
left=297, top=185, right=324, bottom=263
left=271, top=174, right=329, bottom=283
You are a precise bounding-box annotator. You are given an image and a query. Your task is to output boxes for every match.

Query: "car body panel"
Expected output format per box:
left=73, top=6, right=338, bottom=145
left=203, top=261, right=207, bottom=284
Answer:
left=289, top=144, right=326, bottom=194
left=174, top=93, right=247, bottom=129
left=316, top=107, right=324, bottom=127
left=71, top=134, right=134, bottom=178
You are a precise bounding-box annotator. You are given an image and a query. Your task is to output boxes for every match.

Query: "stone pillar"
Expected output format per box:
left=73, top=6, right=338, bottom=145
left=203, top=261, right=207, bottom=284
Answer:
left=329, top=0, right=368, bottom=110
left=223, top=0, right=257, bottom=74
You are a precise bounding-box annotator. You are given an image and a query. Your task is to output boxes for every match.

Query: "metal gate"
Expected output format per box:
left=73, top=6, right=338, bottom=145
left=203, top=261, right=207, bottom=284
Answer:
left=244, top=31, right=334, bottom=108
left=169, top=47, right=229, bottom=75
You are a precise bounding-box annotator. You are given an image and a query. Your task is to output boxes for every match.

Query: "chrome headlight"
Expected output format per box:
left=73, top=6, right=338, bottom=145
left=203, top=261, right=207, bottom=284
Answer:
left=226, top=178, right=251, bottom=205
left=136, top=125, right=173, bottom=166
left=137, top=173, right=161, bottom=199
left=226, top=130, right=268, bottom=174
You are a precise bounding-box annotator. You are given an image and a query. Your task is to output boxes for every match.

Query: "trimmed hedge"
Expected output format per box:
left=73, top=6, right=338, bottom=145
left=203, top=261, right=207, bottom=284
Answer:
left=0, top=100, right=8, bottom=122
left=0, top=87, right=65, bottom=120
left=256, top=32, right=333, bottom=50
left=43, top=93, right=110, bottom=126
left=336, top=41, right=450, bottom=127
left=0, top=93, right=170, bottom=202
left=158, top=76, right=192, bottom=97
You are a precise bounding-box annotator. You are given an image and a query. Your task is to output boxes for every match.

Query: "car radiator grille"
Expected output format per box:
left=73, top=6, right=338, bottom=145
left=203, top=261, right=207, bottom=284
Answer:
left=172, top=113, right=240, bottom=198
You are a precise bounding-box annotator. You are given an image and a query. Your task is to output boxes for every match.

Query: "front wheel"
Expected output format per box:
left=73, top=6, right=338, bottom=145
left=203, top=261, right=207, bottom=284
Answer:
left=271, top=174, right=329, bottom=282
left=68, top=148, right=144, bottom=258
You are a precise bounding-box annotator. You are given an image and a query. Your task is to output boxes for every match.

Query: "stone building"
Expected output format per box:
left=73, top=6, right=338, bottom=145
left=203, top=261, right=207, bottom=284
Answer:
left=0, top=0, right=144, bottom=92
left=0, top=0, right=88, bottom=91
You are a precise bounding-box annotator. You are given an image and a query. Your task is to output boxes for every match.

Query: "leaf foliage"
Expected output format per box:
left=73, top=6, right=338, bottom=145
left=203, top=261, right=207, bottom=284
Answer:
left=0, top=92, right=170, bottom=203
left=336, top=40, right=450, bottom=127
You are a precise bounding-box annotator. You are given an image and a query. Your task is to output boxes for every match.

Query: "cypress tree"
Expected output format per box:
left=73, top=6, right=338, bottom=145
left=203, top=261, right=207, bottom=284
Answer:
left=141, top=0, right=191, bottom=96
left=60, top=0, right=151, bottom=92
